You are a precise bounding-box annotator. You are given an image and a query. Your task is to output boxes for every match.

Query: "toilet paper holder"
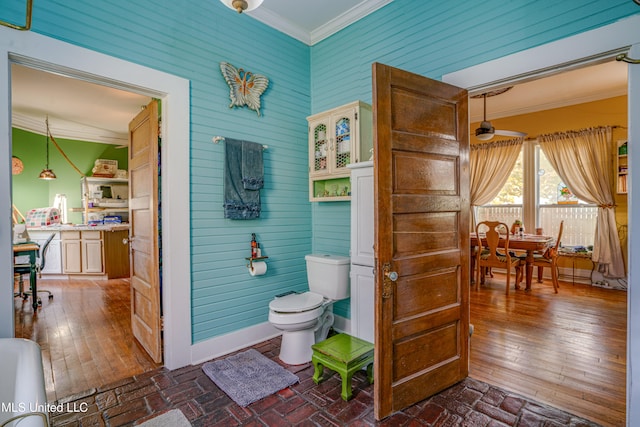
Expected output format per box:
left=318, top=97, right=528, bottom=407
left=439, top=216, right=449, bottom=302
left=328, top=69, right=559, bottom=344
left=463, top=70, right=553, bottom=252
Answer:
left=246, top=256, right=269, bottom=270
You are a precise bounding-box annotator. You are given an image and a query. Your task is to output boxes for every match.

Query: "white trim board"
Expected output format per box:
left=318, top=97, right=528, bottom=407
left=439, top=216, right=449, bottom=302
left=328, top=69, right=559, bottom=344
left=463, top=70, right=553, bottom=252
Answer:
left=0, top=26, right=192, bottom=370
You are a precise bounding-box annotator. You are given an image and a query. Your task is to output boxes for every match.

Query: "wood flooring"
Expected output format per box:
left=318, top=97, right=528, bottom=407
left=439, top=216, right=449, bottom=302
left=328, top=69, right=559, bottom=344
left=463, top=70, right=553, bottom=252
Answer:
left=14, top=273, right=626, bottom=426
left=13, top=278, right=160, bottom=403
left=470, top=273, right=627, bottom=427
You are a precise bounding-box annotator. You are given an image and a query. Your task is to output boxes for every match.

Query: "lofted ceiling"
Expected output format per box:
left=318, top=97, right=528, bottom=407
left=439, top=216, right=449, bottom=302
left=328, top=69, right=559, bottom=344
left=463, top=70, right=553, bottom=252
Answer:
left=10, top=1, right=628, bottom=146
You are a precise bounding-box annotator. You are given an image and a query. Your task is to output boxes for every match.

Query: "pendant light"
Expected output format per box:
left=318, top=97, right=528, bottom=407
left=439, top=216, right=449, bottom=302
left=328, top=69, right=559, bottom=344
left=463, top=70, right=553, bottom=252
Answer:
left=38, top=117, right=56, bottom=180
left=220, top=0, right=263, bottom=13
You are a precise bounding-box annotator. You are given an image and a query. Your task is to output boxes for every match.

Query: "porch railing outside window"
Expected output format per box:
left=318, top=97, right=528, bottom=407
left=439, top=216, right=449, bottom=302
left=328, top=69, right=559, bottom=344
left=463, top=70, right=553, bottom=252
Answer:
left=476, top=204, right=597, bottom=247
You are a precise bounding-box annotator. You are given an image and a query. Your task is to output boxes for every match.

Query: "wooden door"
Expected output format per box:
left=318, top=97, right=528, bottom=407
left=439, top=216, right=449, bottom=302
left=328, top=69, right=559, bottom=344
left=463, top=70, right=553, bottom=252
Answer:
left=372, top=63, right=470, bottom=419
left=129, top=100, right=162, bottom=363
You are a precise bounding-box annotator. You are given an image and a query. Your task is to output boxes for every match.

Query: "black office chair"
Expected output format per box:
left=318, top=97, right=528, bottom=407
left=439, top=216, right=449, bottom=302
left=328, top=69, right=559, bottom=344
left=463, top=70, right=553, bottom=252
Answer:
left=14, top=233, right=55, bottom=306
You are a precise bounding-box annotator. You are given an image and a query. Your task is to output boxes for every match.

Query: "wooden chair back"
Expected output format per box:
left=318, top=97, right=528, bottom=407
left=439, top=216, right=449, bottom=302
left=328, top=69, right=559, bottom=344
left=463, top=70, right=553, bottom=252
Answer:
left=475, top=221, right=515, bottom=295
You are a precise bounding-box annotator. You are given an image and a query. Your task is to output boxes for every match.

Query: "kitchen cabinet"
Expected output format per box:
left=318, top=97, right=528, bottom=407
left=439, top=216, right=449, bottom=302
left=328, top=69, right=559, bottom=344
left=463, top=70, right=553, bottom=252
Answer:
left=348, top=161, right=375, bottom=343
left=26, top=230, right=62, bottom=274
left=61, top=230, right=104, bottom=274
left=616, top=140, right=628, bottom=194
left=103, top=229, right=130, bottom=279
left=307, top=101, right=372, bottom=201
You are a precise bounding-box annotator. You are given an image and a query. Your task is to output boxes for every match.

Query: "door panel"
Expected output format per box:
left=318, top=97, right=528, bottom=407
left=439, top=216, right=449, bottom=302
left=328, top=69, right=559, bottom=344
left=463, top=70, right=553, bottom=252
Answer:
left=373, top=62, right=469, bottom=419
left=129, top=100, right=162, bottom=363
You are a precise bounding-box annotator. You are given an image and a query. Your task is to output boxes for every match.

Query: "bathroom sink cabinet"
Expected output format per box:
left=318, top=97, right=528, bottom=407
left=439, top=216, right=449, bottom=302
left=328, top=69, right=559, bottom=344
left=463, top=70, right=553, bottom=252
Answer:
left=307, top=101, right=372, bottom=201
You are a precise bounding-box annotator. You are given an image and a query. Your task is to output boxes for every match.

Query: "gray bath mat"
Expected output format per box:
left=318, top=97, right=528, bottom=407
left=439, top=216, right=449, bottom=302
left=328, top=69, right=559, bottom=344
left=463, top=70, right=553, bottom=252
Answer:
left=202, top=348, right=299, bottom=407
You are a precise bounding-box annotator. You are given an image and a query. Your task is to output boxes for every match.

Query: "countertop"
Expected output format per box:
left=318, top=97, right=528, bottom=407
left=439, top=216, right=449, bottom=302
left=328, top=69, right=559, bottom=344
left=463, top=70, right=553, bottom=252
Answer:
left=28, top=224, right=130, bottom=232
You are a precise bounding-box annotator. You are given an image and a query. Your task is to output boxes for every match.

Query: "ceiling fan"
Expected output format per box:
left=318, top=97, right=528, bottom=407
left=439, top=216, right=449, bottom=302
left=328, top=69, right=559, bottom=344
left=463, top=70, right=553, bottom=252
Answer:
left=474, top=87, right=527, bottom=141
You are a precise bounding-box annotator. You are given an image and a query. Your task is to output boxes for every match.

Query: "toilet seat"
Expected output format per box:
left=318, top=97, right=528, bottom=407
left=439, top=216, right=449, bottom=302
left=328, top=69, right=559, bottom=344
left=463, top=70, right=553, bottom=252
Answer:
left=269, top=291, right=324, bottom=313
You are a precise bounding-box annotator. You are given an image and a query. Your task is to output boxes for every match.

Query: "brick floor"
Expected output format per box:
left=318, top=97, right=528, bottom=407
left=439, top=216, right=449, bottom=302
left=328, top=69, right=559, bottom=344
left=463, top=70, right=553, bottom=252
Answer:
left=49, top=337, right=602, bottom=426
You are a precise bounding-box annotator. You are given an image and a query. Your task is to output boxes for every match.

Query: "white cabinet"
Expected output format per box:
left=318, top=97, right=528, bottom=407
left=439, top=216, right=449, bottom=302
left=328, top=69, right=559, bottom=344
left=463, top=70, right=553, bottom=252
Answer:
left=350, top=264, right=375, bottom=343
left=349, top=161, right=375, bottom=343
left=27, top=231, right=62, bottom=274
left=61, top=230, right=104, bottom=274
left=307, top=101, right=372, bottom=201
left=349, top=162, right=375, bottom=266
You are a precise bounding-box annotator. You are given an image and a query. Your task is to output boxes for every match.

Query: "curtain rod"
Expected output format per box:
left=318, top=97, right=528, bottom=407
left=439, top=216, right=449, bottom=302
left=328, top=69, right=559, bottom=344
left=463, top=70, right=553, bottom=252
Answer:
left=524, top=125, right=626, bottom=141
left=212, top=136, right=268, bottom=150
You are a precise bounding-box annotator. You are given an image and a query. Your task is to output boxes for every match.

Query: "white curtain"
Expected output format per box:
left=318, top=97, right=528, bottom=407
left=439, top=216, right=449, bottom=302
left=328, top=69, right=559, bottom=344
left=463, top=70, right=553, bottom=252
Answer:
left=538, top=126, right=625, bottom=278
left=470, top=138, right=524, bottom=227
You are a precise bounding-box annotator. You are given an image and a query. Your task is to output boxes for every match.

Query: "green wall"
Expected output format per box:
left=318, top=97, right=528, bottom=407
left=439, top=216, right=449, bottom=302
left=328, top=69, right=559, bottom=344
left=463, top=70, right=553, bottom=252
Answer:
left=12, top=127, right=128, bottom=224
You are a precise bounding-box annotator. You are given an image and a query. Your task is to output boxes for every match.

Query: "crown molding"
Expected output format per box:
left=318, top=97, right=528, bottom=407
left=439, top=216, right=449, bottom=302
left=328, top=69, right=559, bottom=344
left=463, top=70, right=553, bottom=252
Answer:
left=249, top=0, right=393, bottom=46
left=309, top=0, right=392, bottom=45
left=12, top=112, right=128, bottom=145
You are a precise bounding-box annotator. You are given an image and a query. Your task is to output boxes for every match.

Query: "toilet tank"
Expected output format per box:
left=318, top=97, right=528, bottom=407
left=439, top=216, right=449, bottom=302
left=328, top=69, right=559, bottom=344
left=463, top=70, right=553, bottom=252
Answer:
left=305, top=254, right=350, bottom=300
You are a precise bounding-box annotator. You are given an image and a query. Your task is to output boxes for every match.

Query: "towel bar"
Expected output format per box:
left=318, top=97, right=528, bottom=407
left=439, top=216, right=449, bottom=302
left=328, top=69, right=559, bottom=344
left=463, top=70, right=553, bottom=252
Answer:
left=213, top=136, right=268, bottom=149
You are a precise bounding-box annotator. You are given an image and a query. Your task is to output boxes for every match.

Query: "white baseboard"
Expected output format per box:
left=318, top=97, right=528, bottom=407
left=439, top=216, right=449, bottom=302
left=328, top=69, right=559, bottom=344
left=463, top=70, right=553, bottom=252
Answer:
left=190, top=314, right=350, bottom=366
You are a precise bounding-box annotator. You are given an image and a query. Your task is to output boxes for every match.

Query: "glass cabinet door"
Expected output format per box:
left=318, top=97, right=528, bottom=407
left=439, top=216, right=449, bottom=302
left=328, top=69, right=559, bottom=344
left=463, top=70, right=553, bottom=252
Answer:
left=313, top=123, right=328, bottom=173
left=333, top=115, right=351, bottom=172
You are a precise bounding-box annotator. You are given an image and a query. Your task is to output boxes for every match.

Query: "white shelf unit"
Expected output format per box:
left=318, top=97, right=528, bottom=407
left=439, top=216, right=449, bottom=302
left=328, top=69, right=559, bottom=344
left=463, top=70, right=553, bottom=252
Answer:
left=616, top=140, right=628, bottom=195
left=75, top=176, right=129, bottom=223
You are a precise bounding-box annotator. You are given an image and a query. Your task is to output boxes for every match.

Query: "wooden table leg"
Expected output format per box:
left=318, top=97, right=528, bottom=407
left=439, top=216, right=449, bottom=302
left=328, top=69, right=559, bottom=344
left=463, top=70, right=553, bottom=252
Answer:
left=30, top=251, right=38, bottom=309
left=525, top=250, right=534, bottom=291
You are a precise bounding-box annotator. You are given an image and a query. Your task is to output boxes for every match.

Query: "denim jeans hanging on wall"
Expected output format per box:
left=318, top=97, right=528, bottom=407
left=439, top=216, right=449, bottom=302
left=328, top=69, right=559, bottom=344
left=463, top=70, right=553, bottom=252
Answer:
left=224, top=138, right=264, bottom=219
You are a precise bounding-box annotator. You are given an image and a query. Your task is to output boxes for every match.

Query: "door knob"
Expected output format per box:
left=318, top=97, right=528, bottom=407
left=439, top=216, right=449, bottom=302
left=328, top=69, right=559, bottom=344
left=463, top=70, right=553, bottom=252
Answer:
left=385, top=270, right=398, bottom=281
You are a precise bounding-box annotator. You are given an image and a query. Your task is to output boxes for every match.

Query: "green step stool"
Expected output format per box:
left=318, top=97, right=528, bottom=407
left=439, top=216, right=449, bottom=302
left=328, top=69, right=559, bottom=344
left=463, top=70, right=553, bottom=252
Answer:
left=311, top=333, right=374, bottom=401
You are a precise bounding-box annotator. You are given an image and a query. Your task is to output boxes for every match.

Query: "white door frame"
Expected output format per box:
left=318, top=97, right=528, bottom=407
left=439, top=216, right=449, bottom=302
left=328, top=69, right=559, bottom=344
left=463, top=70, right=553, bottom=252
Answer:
left=442, top=14, right=640, bottom=426
left=0, top=26, right=192, bottom=370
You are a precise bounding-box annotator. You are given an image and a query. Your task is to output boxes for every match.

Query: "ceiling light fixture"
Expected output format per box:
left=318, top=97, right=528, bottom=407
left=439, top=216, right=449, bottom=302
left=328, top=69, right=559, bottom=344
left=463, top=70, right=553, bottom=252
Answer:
left=220, top=0, right=263, bottom=13
left=38, top=117, right=57, bottom=180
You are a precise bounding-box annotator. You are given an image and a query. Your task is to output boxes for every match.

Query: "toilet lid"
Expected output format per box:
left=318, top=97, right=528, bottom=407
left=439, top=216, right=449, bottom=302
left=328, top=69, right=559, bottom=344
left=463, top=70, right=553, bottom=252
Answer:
left=269, top=292, right=324, bottom=313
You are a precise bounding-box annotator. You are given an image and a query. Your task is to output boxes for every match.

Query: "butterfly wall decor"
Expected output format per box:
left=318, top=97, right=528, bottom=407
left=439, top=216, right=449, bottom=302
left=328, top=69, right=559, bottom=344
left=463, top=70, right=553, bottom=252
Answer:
left=220, top=62, right=269, bottom=117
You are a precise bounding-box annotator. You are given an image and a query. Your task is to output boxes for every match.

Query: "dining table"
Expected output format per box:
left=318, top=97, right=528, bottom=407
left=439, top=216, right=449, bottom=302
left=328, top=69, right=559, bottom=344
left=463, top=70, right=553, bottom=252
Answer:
left=13, top=242, right=40, bottom=309
left=470, top=233, right=553, bottom=291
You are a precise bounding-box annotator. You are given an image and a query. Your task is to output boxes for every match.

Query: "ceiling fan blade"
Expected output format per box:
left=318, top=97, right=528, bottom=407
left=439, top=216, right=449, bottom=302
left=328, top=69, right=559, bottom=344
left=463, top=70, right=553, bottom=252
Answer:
left=495, top=129, right=527, bottom=138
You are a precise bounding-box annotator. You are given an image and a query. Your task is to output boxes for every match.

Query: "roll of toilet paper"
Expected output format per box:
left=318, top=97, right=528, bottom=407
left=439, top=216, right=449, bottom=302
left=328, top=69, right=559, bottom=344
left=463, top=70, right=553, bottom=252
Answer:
left=249, top=261, right=267, bottom=276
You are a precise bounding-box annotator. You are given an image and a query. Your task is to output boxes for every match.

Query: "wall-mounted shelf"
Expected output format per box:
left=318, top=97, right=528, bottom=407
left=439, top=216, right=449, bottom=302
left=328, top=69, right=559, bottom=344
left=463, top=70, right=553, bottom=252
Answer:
left=617, top=140, right=628, bottom=194
left=307, top=101, right=372, bottom=202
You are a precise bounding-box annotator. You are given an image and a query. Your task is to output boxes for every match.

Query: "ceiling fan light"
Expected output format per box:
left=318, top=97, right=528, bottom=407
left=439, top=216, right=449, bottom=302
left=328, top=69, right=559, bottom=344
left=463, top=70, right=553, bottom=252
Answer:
left=220, top=0, right=263, bottom=13
left=475, top=132, right=494, bottom=141
left=475, top=122, right=495, bottom=141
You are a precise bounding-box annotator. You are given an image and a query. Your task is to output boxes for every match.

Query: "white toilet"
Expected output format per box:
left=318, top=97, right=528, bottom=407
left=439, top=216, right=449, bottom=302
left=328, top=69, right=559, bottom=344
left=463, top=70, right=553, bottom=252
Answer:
left=268, top=254, right=350, bottom=365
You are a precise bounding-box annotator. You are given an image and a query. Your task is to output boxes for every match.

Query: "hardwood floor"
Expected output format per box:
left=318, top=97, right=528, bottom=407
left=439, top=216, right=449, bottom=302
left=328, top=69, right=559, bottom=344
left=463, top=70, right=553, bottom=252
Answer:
left=15, top=274, right=626, bottom=426
left=470, top=273, right=627, bottom=427
left=14, top=278, right=161, bottom=403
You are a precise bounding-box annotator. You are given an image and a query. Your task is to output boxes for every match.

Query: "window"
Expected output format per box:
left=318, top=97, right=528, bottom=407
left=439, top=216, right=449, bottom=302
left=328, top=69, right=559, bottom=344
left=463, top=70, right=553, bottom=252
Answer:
left=476, top=141, right=597, bottom=247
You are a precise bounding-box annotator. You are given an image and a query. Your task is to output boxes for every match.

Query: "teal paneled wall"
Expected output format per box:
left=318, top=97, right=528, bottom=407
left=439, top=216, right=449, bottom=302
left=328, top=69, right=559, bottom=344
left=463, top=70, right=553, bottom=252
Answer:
left=12, top=128, right=128, bottom=225
left=25, top=1, right=312, bottom=342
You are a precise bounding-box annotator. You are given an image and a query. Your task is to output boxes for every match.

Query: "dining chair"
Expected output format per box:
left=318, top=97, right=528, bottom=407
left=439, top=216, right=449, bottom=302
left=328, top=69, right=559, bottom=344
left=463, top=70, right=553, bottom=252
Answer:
left=475, top=221, right=518, bottom=295
left=14, top=233, right=55, bottom=305
left=515, top=221, right=564, bottom=293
